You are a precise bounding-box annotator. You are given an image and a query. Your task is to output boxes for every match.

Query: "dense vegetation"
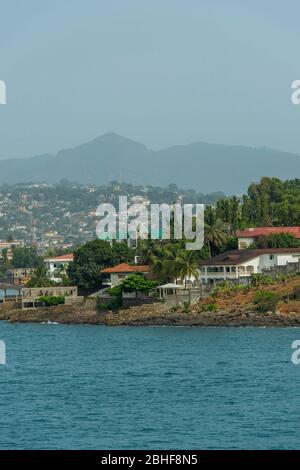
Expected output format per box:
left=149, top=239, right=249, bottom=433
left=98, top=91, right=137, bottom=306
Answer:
left=216, top=177, right=300, bottom=228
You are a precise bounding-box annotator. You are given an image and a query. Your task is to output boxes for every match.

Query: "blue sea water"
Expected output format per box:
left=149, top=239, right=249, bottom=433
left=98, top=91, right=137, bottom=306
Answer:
left=0, top=322, right=300, bottom=450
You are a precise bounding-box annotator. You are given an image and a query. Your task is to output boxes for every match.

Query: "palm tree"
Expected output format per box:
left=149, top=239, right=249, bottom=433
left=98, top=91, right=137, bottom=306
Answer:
left=163, top=244, right=187, bottom=282
left=178, top=251, right=199, bottom=287
left=27, top=263, right=53, bottom=287
left=150, top=243, right=197, bottom=285
left=138, top=240, right=159, bottom=264
left=150, top=245, right=172, bottom=282
left=204, top=218, right=227, bottom=257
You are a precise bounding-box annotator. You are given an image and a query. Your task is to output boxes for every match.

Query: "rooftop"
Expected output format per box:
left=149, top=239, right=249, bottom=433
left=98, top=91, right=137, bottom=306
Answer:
left=45, top=253, right=74, bottom=262
left=101, top=263, right=149, bottom=274
left=236, top=227, right=300, bottom=238
left=200, top=248, right=300, bottom=266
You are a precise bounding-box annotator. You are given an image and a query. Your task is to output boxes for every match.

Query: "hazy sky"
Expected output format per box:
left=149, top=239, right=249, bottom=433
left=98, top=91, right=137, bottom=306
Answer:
left=1, top=0, right=300, bottom=158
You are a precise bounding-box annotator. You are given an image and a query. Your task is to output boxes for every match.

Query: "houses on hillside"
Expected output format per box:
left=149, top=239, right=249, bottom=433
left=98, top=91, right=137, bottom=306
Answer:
left=4, top=225, right=300, bottom=291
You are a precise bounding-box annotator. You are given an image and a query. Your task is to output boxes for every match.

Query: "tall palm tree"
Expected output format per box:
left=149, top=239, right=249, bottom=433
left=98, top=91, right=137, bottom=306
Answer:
left=204, top=218, right=227, bottom=257
left=178, top=251, right=199, bottom=287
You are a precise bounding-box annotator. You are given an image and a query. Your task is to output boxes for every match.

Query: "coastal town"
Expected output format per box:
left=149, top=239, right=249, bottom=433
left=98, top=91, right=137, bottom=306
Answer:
left=0, top=182, right=222, bottom=249
left=0, top=176, right=299, bottom=326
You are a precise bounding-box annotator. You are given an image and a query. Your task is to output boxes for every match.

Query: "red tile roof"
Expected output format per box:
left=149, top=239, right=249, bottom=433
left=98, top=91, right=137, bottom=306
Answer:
left=45, top=253, right=74, bottom=262
left=236, top=227, right=300, bottom=239
left=101, top=263, right=149, bottom=274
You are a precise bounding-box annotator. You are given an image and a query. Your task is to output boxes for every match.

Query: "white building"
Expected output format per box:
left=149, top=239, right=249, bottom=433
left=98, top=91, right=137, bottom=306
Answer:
left=44, top=253, right=74, bottom=281
left=199, top=248, right=300, bottom=283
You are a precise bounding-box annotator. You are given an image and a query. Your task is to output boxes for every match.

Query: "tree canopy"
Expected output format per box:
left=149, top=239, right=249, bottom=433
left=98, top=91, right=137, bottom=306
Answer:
left=12, top=247, right=41, bottom=269
left=67, top=239, right=134, bottom=291
left=215, top=177, right=300, bottom=228
left=109, top=273, right=157, bottom=297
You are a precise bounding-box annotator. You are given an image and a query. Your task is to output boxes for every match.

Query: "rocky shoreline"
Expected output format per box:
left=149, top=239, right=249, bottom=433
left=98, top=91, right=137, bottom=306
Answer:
left=1, top=302, right=300, bottom=327
left=104, top=303, right=300, bottom=327
left=0, top=303, right=106, bottom=325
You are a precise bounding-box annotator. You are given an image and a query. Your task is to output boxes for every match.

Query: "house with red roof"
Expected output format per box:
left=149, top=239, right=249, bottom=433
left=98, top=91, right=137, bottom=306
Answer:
left=44, top=253, right=74, bottom=281
left=236, top=227, right=300, bottom=249
left=101, top=262, right=150, bottom=287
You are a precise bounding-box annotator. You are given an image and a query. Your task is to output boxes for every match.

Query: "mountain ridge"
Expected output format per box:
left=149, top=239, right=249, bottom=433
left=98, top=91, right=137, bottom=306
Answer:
left=0, top=133, right=299, bottom=194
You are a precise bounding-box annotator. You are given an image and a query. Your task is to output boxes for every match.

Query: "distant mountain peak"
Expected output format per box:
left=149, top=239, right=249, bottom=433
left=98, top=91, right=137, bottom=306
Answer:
left=90, top=132, right=147, bottom=148
left=0, top=134, right=299, bottom=193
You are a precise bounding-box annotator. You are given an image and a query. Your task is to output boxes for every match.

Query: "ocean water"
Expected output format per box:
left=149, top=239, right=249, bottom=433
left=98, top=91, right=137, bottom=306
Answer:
left=0, top=322, right=300, bottom=450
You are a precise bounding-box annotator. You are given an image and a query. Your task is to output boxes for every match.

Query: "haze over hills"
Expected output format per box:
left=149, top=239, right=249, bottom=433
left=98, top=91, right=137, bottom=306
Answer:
left=1, top=133, right=300, bottom=194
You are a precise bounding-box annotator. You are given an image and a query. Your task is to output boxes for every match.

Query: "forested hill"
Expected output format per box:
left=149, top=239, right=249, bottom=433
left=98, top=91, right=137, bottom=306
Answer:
left=0, top=133, right=300, bottom=193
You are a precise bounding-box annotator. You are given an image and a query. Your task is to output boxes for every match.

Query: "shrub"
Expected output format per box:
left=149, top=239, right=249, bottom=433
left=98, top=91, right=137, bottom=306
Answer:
left=212, top=282, right=252, bottom=298
left=253, top=291, right=279, bottom=312
left=202, top=303, right=217, bottom=312
left=108, top=274, right=157, bottom=298
left=96, top=298, right=122, bottom=312
left=251, top=273, right=290, bottom=287
left=37, top=295, right=65, bottom=306
left=251, top=273, right=274, bottom=286
left=96, top=297, right=110, bottom=312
